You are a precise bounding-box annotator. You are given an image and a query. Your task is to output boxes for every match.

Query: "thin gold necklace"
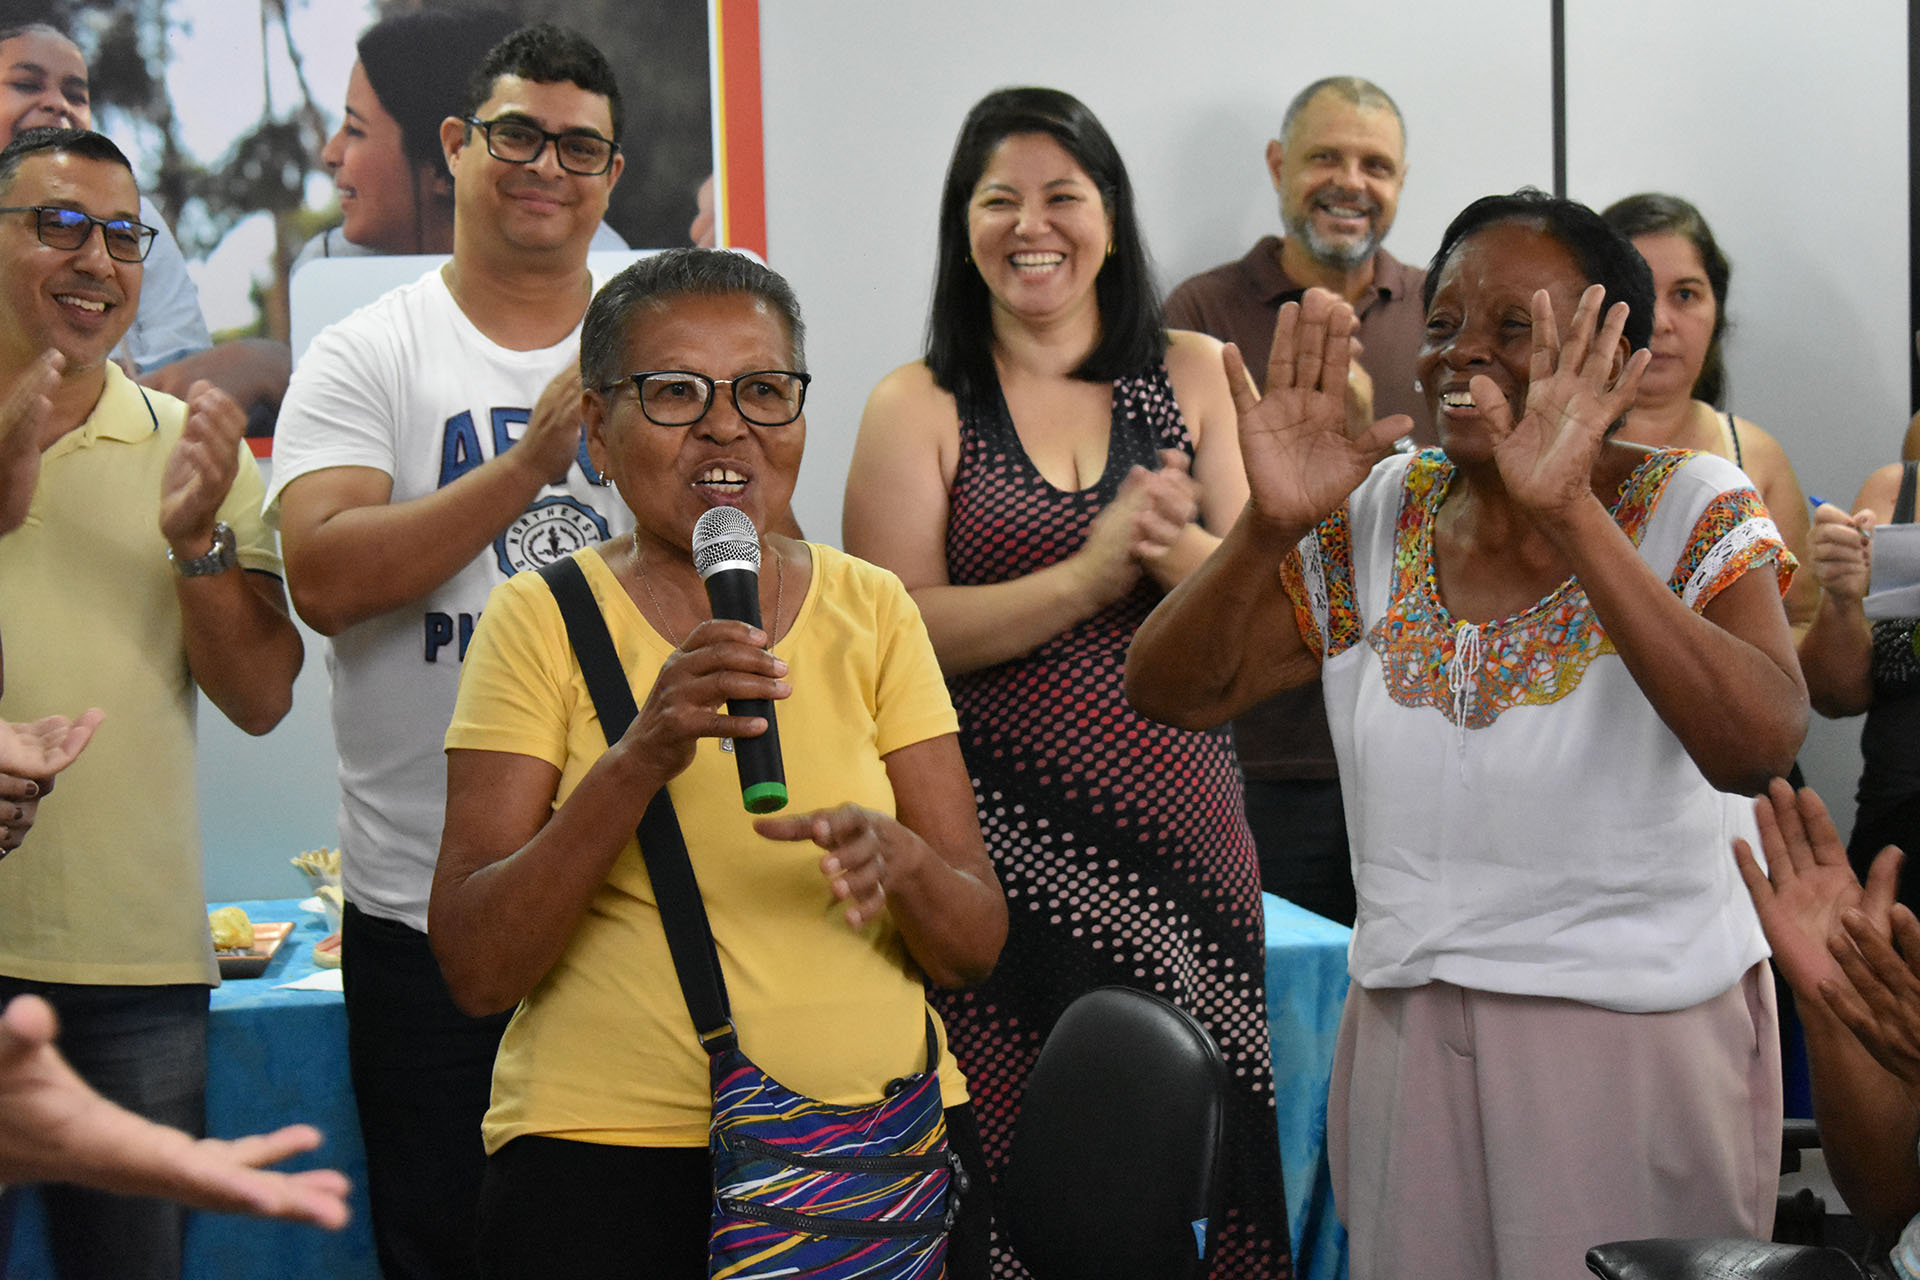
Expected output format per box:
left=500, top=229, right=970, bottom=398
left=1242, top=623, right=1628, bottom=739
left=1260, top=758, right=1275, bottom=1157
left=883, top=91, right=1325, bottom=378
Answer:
left=631, top=531, right=784, bottom=650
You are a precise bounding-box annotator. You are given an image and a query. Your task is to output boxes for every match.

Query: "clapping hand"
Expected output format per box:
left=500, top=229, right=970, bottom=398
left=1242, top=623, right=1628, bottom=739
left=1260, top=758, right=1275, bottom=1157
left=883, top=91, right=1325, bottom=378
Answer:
left=158, top=381, right=246, bottom=553
left=1825, top=904, right=1920, bottom=1102
left=1734, top=778, right=1901, bottom=1003
left=1126, top=449, right=1201, bottom=566
left=1072, top=450, right=1202, bottom=597
left=1070, top=476, right=1150, bottom=608
left=1, top=350, right=60, bottom=536
left=1476, top=284, right=1650, bottom=521
left=1228, top=287, right=1411, bottom=532
left=519, top=367, right=587, bottom=488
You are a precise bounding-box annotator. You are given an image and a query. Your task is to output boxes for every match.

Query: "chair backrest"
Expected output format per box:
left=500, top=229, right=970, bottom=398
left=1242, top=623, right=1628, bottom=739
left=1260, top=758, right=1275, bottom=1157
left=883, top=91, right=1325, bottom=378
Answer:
left=1002, top=986, right=1229, bottom=1280
left=1584, top=1238, right=1874, bottom=1280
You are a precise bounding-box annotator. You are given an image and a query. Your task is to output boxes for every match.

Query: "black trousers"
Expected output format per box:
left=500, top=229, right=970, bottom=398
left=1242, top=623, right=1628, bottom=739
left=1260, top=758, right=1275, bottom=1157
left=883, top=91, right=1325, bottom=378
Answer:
left=477, top=1103, right=993, bottom=1279
left=342, top=902, right=512, bottom=1280
left=1242, top=776, right=1356, bottom=926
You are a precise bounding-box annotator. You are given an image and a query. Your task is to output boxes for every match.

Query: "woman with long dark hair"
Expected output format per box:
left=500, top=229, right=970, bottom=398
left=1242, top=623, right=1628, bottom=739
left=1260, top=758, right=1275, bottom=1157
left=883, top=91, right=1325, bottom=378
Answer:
left=1602, top=192, right=1818, bottom=630
left=843, top=87, right=1288, bottom=1278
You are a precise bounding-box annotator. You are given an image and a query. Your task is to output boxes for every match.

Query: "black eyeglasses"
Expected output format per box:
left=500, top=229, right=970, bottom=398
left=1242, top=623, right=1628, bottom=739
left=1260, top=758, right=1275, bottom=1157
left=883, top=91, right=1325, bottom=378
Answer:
left=0, top=205, right=156, bottom=262
left=600, top=370, right=811, bottom=428
left=463, top=116, right=619, bottom=176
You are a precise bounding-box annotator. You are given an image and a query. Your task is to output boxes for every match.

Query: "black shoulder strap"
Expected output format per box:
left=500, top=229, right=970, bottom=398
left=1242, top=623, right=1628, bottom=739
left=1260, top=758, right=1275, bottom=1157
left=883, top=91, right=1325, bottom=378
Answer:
left=537, top=556, right=737, bottom=1051
left=1898, top=461, right=1918, bottom=525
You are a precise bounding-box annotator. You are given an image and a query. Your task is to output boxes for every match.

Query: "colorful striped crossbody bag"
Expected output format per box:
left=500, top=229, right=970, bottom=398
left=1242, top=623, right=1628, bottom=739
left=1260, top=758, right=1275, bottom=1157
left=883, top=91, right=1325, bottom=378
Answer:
left=540, top=557, right=962, bottom=1279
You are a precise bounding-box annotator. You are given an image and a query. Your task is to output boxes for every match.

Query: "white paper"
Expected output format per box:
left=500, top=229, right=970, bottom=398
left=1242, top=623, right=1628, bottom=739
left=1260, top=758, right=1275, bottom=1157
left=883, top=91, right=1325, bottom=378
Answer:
left=275, top=970, right=344, bottom=992
left=1865, top=584, right=1920, bottom=620
left=1865, top=525, right=1920, bottom=619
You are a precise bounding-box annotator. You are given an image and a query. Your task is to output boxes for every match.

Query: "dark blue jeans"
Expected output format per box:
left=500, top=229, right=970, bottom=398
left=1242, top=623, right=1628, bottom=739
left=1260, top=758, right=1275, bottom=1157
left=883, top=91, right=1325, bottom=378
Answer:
left=0, top=979, right=209, bottom=1280
left=341, top=901, right=511, bottom=1280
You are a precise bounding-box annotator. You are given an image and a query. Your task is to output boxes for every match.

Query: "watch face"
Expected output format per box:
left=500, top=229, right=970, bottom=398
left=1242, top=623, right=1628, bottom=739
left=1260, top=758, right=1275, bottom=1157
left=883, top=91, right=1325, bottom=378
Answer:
left=175, top=522, right=238, bottom=576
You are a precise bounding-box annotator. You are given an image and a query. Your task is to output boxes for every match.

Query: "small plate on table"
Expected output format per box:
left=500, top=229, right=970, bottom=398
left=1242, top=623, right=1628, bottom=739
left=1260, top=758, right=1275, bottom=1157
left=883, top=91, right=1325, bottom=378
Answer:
left=217, top=921, right=293, bottom=979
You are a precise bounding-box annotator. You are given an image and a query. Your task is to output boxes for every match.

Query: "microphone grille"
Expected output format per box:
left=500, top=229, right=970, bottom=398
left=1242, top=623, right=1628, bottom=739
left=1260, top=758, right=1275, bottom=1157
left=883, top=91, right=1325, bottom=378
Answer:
left=692, top=505, right=760, bottom=578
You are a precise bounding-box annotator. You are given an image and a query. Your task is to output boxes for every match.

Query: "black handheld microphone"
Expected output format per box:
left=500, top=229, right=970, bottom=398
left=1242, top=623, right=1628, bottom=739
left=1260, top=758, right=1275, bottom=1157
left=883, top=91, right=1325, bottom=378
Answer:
left=691, top=506, right=788, bottom=813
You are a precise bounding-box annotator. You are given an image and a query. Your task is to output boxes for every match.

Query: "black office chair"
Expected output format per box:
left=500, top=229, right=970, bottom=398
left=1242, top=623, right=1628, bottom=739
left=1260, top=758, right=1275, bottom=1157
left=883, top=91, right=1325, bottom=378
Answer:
left=1585, top=1119, right=1878, bottom=1279
left=1000, top=986, right=1229, bottom=1280
left=1584, top=1237, right=1874, bottom=1279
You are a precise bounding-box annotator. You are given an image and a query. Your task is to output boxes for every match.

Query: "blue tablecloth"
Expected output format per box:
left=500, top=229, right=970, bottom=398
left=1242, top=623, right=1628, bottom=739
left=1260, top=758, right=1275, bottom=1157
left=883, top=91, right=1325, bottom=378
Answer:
left=1263, top=892, right=1352, bottom=1280
left=11, top=895, right=1349, bottom=1280
left=9, top=899, right=378, bottom=1279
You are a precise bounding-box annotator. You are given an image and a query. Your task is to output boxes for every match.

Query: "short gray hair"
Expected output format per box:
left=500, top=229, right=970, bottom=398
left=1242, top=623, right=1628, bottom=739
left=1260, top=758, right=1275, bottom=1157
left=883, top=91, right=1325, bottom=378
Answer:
left=580, top=249, right=807, bottom=392
left=0, top=128, right=132, bottom=201
left=1279, top=76, right=1405, bottom=149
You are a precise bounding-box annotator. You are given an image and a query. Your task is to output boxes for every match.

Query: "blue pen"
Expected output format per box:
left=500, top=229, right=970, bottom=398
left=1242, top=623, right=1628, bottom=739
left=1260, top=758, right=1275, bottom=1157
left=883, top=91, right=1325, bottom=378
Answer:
left=1809, top=495, right=1870, bottom=535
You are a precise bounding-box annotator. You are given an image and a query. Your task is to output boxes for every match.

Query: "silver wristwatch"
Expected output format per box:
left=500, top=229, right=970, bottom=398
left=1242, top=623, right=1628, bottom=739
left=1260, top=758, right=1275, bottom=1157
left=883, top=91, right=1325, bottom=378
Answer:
left=168, top=521, right=238, bottom=577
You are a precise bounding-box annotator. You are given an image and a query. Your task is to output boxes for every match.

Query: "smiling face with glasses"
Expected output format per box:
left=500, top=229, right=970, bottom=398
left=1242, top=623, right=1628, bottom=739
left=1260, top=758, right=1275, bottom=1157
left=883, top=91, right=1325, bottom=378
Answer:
left=0, top=151, right=143, bottom=371
left=586, top=292, right=807, bottom=553
left=444, top=76, right=623, bottom=255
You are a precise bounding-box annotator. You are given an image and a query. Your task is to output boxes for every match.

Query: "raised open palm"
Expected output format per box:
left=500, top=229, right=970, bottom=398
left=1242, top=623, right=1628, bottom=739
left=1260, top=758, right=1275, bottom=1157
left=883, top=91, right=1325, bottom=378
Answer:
left=1473, top=284, right=1650, bottom=518
left=1229, top=287, right=1411, bottom=532
left=1735, top=779, right=1898, bottom=1003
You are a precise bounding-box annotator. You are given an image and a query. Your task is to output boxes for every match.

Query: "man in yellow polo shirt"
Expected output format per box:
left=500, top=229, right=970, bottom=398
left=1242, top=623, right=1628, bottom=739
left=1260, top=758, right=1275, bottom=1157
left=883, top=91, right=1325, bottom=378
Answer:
left=0, top=126, right=303, bottom=1278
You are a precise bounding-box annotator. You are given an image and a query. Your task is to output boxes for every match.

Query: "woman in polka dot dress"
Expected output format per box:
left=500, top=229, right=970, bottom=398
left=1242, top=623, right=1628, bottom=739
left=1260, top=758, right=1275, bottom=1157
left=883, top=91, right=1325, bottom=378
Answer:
left=845, top=87, right=1290, bottom=1279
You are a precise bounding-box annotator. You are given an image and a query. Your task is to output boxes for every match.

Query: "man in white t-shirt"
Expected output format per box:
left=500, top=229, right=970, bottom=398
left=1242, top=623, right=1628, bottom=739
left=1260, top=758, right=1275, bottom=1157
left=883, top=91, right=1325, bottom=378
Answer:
left=266, top=24, right=631, bottom=1280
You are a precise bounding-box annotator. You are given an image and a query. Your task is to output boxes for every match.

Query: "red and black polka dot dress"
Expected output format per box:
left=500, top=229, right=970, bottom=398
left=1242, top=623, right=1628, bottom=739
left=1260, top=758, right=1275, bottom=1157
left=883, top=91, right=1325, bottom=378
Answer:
left=932, top=363, right=1291, bottom=1279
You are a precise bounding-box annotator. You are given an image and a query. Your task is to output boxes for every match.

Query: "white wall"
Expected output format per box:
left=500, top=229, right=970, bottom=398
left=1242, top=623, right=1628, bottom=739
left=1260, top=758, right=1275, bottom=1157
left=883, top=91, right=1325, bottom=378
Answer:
left=759, top=0, right=1555, bottom=544
left=1563, top=0, right=1909, bottom=822
left=196, top=0, right=1908, bottom=897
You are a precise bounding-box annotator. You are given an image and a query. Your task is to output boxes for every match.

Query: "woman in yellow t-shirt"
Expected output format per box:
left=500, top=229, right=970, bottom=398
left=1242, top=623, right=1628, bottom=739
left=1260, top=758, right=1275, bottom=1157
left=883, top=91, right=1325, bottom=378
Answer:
left=428, top=250, right=1007, bottom=1278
